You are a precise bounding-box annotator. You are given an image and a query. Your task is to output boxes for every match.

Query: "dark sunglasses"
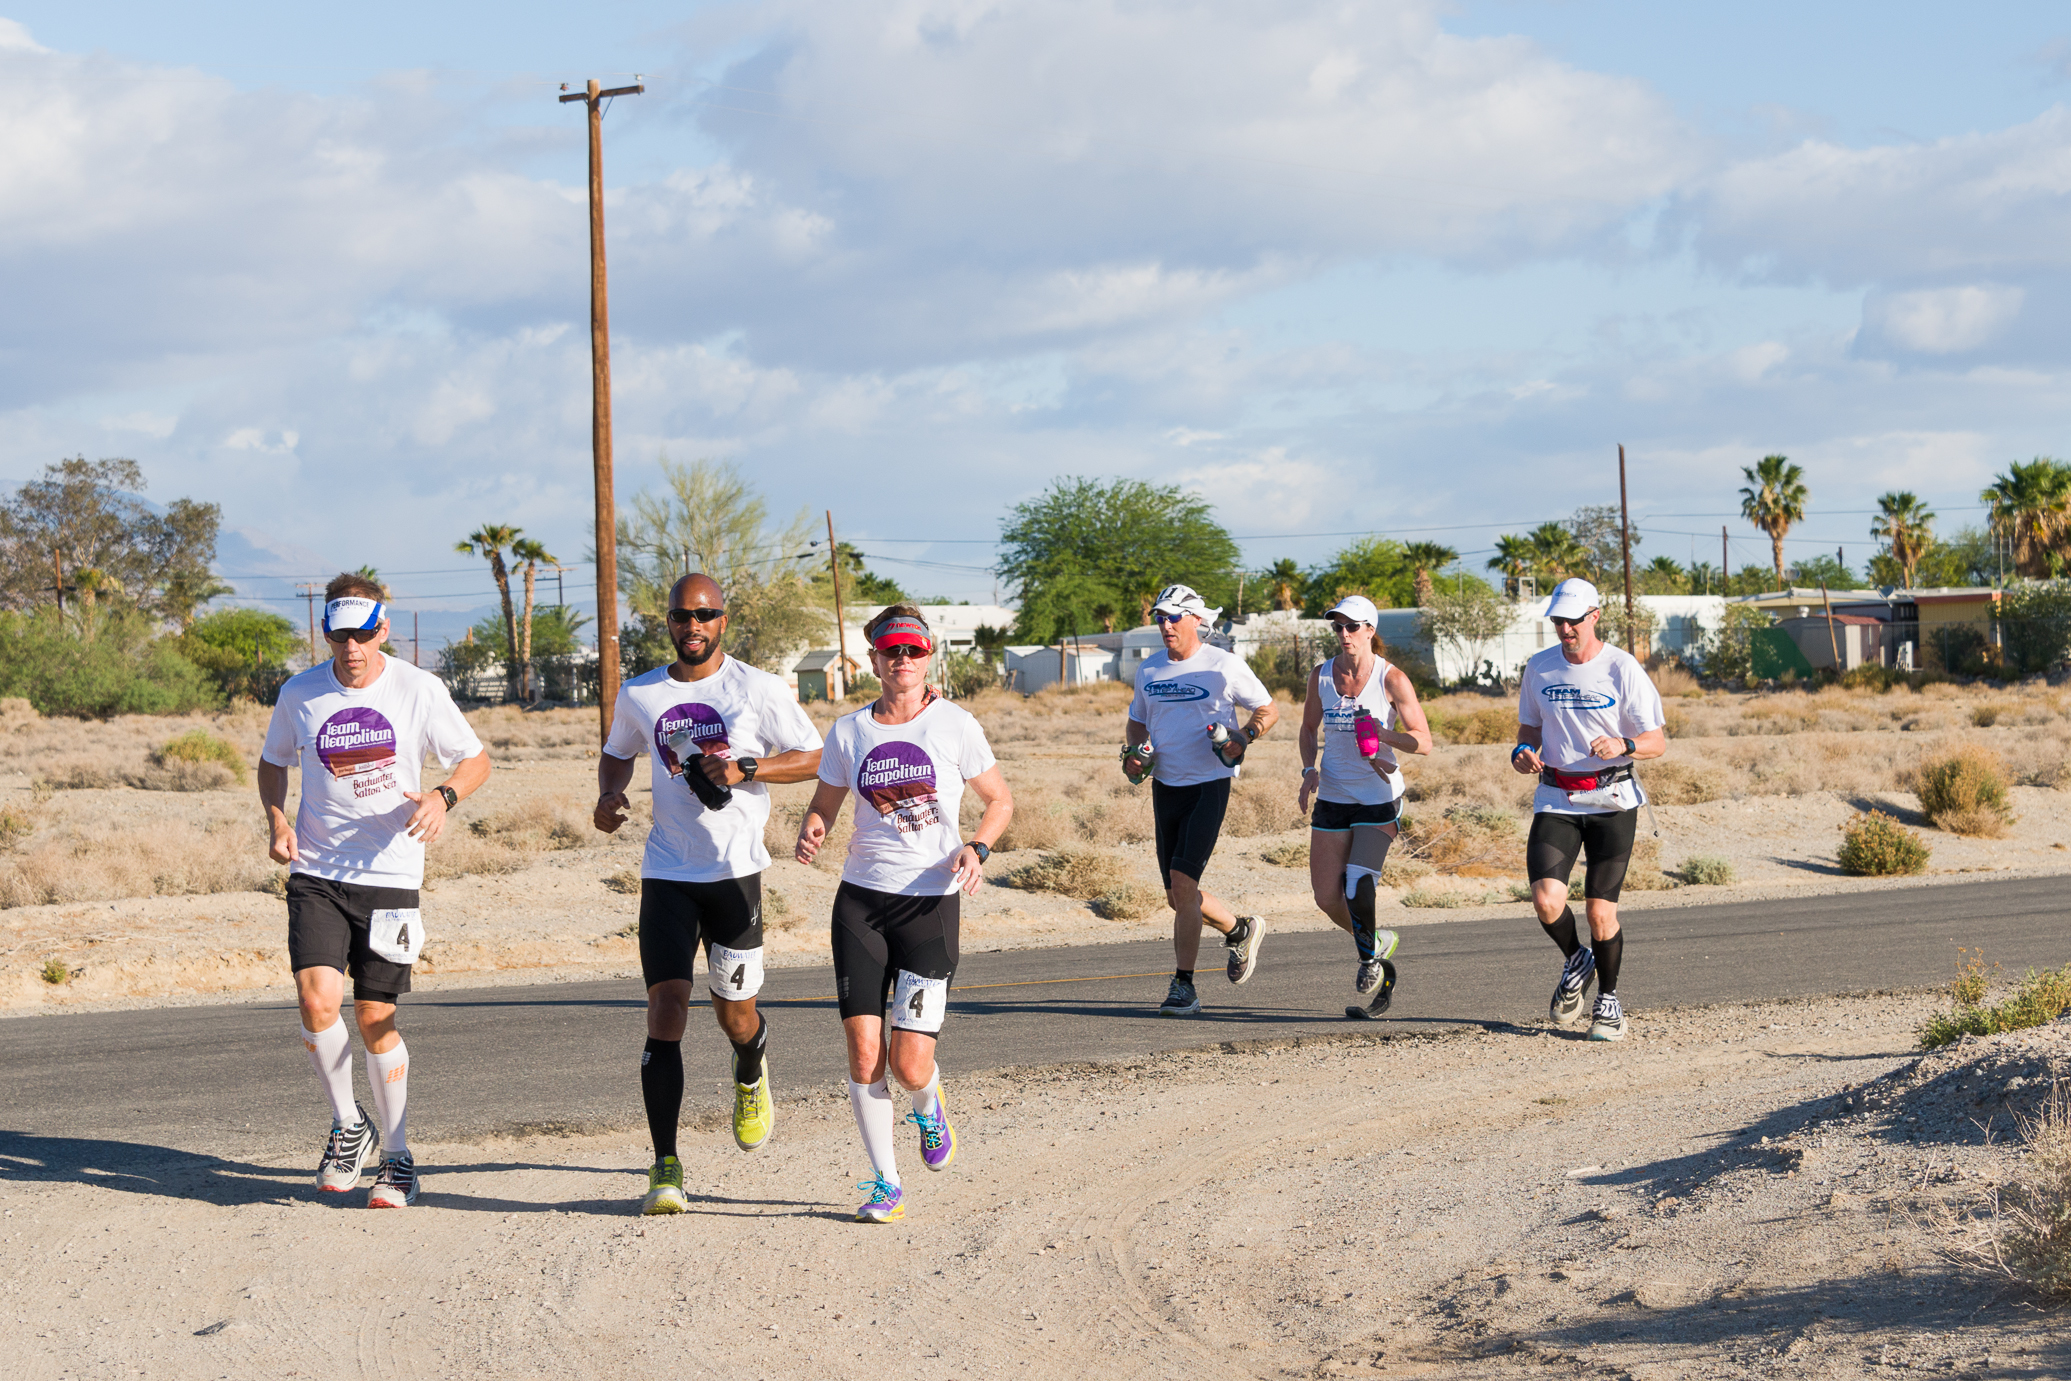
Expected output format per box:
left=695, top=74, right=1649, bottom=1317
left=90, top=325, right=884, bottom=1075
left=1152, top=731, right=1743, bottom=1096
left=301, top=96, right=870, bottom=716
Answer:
left=667, top=607, right=724, bottom=624
left=1549, top=613, right=1593, bottom=628
left=876, top=643, right=930, bottom=660
left=326, top=628, right=381, bottom=645
left=1152, top=612, right=1188, bottom=626
left=1329, top=618, right=1364, bottom=632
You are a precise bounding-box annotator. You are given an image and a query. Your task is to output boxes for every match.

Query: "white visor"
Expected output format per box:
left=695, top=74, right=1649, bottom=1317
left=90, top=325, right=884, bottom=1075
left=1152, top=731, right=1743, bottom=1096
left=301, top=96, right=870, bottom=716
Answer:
left=323, top=597, right=385, bottom=633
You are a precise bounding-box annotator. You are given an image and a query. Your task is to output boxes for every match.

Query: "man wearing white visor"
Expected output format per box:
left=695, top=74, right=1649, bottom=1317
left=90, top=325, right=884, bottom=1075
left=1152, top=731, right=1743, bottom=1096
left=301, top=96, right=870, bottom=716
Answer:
left=1510, top=578, right=1668, bottom=1041
left=1123, top=583, right=1278, bottom=1017
left=260, top=572, right=491, bottom=1206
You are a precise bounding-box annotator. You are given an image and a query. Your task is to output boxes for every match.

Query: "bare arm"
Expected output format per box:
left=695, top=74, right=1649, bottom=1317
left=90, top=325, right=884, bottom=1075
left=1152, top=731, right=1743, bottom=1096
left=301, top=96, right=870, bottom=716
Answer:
left=1511, top=722, right=1545, bottom=774
left=404, top=748, right=491, bottom=844
left=1244, top=699, right=1280, bottom=742
left=1297, top=668, right=1324, bottom=811
left=1589, top=727, right=1668, bottom=762
left=259, top=759, right=297, bottom=864
left=701, top=746, right=823, bottom=789
left=950, top=765, right=1014, bottom=895
left=595, top=751, right=638, bottom=833
left=1377, top=666, right=1432, bottom=759
left=1124, top=716, right=1149, bottom=749
left=794, top=780, right=850, bottom=865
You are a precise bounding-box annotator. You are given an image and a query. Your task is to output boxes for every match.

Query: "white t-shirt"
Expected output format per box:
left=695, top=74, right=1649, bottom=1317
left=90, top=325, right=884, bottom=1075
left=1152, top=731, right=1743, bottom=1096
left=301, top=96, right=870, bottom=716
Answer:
left=603, top=657, right=824, bottom=883
left=819, top=696, right=996, bottom=896
left=1128, top=643, right=1273, bottom=788
left=1517, top=643, right=1665, bottom=815
left=1314, top=657, right=1406, bottom=807
left=261, top=658, right=485, bottom=887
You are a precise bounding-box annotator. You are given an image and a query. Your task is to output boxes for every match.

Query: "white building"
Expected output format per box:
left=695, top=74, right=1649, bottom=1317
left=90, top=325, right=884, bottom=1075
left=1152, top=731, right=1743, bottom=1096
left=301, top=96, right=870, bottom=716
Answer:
left=779, top=603, right=1019, bottom=700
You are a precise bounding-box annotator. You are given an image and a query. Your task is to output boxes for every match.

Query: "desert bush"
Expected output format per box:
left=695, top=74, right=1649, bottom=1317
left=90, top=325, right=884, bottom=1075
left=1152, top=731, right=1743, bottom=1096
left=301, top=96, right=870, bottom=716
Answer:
left=1678, top=854, right=1734, bottom=886
left=1697, top=604, right=1772, bottom=683
left=1401, top=804, right=1519, bottom=877
left=1222, top=777, right=1306, bottom=838
left=763, top=884, right=791, bottom=919
left=1915, top=745, right=2014, bottom=836
left=40, top=957, right=70, bottom=984
left=1610, top=835, right=1673, bottom=892
left=0, top=815, right=276, bottom=908
left=1972, top=703, right=2007, bottom=728
left=0, top=807, right=29, bottom=850
left=1380, top=853, right=1432, bottom=887
left=0, top=607, right=219, bottom=718
left=603, top=866, right=641, bottom=895
left=2000, top=580, right=2071, bottom=676
left=468, top=798, right=588, bottom=851
left=1400, top=887, right=1482, bottom=909
left=1979, top=1086, right=2071, bottom=1299
left=1437, top=704, right=1516, bottom=746
left=421, top=832, right=531, bottom=882
left=845, top=674, right=883, bottom=702
left=1920, top=961, right=2071, bottom=1048
left=1090, top=883, right=1158, bottom=920
left=1642, top=761, right=1726, bottom=805
left=1649, top=663, right=1702, bottom=699
left=1837, top=810, right=1930, bottom=876
left=1261, top=839, right=1309, bottom=868
left=150, top=730, right=249, bottom=785
left=178, top=608, right=298, bottom=704
left=1000, top=848, right=1132, bottom=900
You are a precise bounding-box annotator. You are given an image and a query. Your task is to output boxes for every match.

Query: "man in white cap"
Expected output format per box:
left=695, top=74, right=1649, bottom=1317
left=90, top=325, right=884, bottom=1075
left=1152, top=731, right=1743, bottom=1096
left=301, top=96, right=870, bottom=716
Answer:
left=1122, top=583, right=1278, bottom=1017
left=260, top=571, right=492, bottom=1206
left=1509, top=578, right=1667, bottom=1041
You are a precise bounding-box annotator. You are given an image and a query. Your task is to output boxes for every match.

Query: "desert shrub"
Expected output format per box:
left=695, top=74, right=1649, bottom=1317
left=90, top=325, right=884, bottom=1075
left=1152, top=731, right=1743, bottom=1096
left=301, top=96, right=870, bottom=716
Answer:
left=1916, top=745, right=2014, bottom=836
left=1649, top=663, right=1702, bottom=698
left=1972, top=703, right=2007, bottom=728
left=41, top=958, right=70, bottom=984
left=152, top=729, right=249, bottom=784
left=421, top=832, right=530, bottom=881
left=1920, top=961, right=2071, bottom=1049
left=1221, top=778, right=1305, bottom=838
left=1000, top=848, right=1133, bottom=900
left=1261, top=839, right=1309, bottom=868
left=1432, top=703, right=1516, bottom=746
left=0, top=815, right=276, bottom=908
left=468, top=798, right=588, bottom=851
left=603, top=866, right=641, bottom=895
left=0, top=807, right=30, bottom=850
left=1837, top=810, right=1930, bottom=876
left=1400, top=887, right=1481, bottom=909
left=1678, top=854, right=1734, bottom=886
left=1642, top=761, right=1726, bottom=805
left=1090, top=883, right=1158, bottom=920
left=1992, top=1088, right=2071, bottom=1299
left=1401, top=804, right=1519, bottom=876
left=2000, top=580, right=2071, bottom=676
left=1697, top=604, right=1772, bottom=683
left=1380, top=853, right=1432, bottom=887
left=941, top=651, right=996, bottom=700
left=1839, top=663, right=1908, bottom=692
left=178, top=608, right=298, bottom=704
left=763, top=884, right=791, bottom=919
left=845, top=674, right=883, bottom=702
left=0, top=607, right=219, bottom=718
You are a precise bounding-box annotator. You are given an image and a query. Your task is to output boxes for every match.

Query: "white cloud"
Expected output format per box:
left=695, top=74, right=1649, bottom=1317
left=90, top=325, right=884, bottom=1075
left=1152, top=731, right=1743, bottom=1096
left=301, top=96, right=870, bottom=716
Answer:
left=1865, top=285, right=2025, bottom=354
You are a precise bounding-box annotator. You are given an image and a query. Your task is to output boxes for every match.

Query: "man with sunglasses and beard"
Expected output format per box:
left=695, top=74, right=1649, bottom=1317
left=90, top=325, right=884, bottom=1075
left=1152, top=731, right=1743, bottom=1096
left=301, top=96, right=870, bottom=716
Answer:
left=595, top=573, right=824, bottom=1215
left=1510, top=579, right=1667, bottom=1042
left=260, top=572, right=492, bottom=1207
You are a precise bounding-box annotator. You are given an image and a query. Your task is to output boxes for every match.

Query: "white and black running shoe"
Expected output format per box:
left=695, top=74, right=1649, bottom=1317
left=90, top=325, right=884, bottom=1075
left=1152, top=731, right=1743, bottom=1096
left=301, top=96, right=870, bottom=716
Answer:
left=1356, top=928, right=1400, bottom=995
left=1225, top=915, right=1266, bottom=985
left=1158, top=975, right=1201, bottom=1017
left=366, top=1152, right=419, bottom=1208
left=316, top=1104, right=380, bottom=1194
left=1549, top=947, right=1596, bottom=1027
left=1587, top=992, right=1627, bottom=1042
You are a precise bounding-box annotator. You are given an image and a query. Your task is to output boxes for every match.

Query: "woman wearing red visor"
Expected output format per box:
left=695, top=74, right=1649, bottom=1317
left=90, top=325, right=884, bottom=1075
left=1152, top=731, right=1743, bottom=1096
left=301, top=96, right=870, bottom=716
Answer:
left=796, top=604, right=1014, bottom=1223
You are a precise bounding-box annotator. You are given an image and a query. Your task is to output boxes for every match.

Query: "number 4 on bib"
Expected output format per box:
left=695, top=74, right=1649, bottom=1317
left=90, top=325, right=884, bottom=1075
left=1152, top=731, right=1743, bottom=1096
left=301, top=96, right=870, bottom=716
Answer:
left=889, top=970, right=949, bottom=1034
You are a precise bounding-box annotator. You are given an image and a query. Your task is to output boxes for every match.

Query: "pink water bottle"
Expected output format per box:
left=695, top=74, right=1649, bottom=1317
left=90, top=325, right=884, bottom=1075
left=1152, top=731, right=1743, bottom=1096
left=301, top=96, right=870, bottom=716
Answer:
left=1354, top=711, right=1382, bottom=760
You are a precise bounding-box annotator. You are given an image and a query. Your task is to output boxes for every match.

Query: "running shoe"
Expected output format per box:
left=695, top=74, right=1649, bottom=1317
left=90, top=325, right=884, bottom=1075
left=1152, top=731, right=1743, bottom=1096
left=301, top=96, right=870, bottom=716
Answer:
left=854, top=1174, right=904, bottom=1224
left=1158, top=975, right=1201, bottom=1017
left=1225, top=914, right=1266, bottom=985
left=733, top=1055, right=775, bottom=1153
left=1549, top=947, right=1596, bottom=1027
left=316, top=1104, right=379, bottom=1194
left=1587, top=992, right=1627, bottom=1042
left=366, top=1152, right=418, bottom=1209
left=641, top=1155, right=689, bottom=1215
left=908, top=1094, right=957, bottom=1172
left=1356, top=928, right=1401, bottom=995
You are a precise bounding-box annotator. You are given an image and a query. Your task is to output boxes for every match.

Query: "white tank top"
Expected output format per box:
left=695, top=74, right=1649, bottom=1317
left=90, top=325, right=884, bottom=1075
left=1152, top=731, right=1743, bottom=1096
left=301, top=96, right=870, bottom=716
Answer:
left=1316, top=656, right=1405, bottom=806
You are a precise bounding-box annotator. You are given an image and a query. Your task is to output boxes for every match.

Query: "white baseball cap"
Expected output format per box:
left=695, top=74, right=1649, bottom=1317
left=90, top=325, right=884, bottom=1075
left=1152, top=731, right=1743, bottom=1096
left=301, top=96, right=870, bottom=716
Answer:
left=1150, top=583, right=1221, bottom=623
left=1326, top=594, right=1379, bottom=626
left=1544, top=578, right=1601, bottom=621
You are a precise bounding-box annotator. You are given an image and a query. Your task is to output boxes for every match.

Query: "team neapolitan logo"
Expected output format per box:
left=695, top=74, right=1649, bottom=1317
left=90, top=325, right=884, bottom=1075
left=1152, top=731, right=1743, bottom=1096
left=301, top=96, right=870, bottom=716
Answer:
left=317, top=708, right=398, bottom=778
left=1142, top=679, right=1210, bottom=702
left=655, top=702, right=729, bottom=775
left=858, top=741, right=941, bottom=833
left=1542, top=685, right=1617, bottom=710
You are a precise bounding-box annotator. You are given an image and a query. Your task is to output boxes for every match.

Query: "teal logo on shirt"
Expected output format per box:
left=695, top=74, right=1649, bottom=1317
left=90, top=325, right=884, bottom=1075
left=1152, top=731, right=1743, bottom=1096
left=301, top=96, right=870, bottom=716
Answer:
left=1543, top=685, right=1616, bottom=710
left=1143, top=680, right=1209, bottom=702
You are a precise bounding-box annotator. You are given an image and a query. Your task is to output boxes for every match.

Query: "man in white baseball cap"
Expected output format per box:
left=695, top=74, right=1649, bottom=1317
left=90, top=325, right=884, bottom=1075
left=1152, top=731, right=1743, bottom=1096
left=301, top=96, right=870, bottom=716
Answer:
left=1509, top=577, right=1668, bottom=1042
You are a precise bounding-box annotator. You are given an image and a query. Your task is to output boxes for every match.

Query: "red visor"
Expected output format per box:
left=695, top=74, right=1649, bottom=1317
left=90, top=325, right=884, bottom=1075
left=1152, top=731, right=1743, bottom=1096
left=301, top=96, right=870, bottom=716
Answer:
left=871, top=617, right=933, bottom=652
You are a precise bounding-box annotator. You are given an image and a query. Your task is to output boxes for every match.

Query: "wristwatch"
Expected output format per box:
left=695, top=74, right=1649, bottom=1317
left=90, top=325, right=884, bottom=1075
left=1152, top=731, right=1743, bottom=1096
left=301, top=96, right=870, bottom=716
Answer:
left=737, top=757, right=759, bottom=782
left=967, top=841, right=991, bottom=864
left=1622, top=737, right=1636, bottom=758
left=435, top=785, right=458, bottom=810
left=1244, top=723, right=1261, bottom=742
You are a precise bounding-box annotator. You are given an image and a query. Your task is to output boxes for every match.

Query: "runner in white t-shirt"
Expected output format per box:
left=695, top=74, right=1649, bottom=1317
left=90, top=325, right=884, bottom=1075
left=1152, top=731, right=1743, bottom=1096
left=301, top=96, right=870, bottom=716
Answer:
left=259, top=573, right=492, bottom=1208
left=594, top=573, right=826, bottom=1215
left=794, top=605, right=1013, bottom=1224
left=1295, top=596, right=1433, bottom=1016
left=1510, top=579, right=1668, bottom=1042
left=1122, top=584, right=1279, bottom=1018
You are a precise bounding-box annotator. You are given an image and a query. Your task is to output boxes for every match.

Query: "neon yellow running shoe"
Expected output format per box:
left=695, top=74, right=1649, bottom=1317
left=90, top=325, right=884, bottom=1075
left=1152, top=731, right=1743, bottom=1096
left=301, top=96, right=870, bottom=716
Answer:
left=641, top=1155, right=688, bottom=1215
left=733, top=1056, right=775, bottom=1152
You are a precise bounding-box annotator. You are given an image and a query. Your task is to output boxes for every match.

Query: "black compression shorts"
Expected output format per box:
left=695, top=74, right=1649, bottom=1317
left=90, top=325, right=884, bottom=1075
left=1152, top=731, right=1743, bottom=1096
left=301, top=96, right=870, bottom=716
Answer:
left=1311, top=798, right=1399, bottom=831
left=638, top=875, right=764, bottom=990
left=830, top=881, right=959, bottom=1034
left=1526, top=809, right=1640, bottom=903
left=286, top=874, right=417, bottom=1003
left=1152, top=778, right=1231, bottom=888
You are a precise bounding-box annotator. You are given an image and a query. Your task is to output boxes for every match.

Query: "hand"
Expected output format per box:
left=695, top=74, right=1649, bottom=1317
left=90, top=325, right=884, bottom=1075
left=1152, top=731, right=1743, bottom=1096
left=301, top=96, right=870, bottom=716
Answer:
left=401, top=790, right=450, bottom=844
left=1588, top=735, right=1629, bottom=761
left=1297, top=767, right=1319, bottom=814
left=698, top=754, right=743, bottom=790
left=268, top=818, right=299, bottom=865
left=951, top=844, right=986, bottom=896
left=1511, top=745, right=1544, bottom=775
left=795, top=813, right=827, bottom=865
left=594, top=790, right=630, bottom=834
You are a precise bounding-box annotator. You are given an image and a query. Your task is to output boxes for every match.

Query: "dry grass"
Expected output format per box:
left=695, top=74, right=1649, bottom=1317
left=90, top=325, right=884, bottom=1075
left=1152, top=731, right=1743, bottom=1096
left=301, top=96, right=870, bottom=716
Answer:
left=1649, top=663, right=1703, bottom=699
left=1950, top=1083, right=2071, bottom=1300
left=0, top=807, right=276, bottom=908
left=1261, top=839, right=1308, bottom=868
left=463, top=705, right=602, bottom=758
left=1400, top=804, right=1521, bottom=878
left=1911, top=745, right=2015, bottom=837
left=1640, top=761, right=1727, bottom=805
left=1000, top=848, right=1133, bottom=900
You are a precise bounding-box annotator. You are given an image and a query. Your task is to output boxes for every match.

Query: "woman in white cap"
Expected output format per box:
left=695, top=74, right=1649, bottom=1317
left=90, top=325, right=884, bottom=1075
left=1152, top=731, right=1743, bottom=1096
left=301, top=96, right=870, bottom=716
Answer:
left=1510, top=578, right=1667, bottom=1042
left=1296, top=595, right=1432, bottom=1012
left=796, top=604, right=1014, bottom=1222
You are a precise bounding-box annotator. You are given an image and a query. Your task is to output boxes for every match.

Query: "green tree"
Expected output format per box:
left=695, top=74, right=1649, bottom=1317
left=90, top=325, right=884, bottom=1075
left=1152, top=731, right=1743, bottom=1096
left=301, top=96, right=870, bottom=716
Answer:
left=2001, top=580, right=2071, bottom=674
left=1740, top=455, right=1809, bottom=591
left=178, top=607, right=299, bottom=702
left=998, top=477, right=1239, bottom=630
left=817, top=542, right=907, bottom=607
left=972, top=623, right=1011, bottom=667
left=0, top=606, right=218, bottom=717
left=1683, top=560, right=1721, bottom=596
left=1486, top=534, right=1537, bottom=598
left=1980, top=458, right=2071, bottom=578
left=0, top=457, right=224, bottom=623
left=509, top=537, right=556, bottom=700
left=1305, top=537, right=1413, bottom=612
left=1526, top=522, right=1590, bottom=585
left=1402, top=541, right=1459, bottom=607
left=1013, top=557, right=1119, bottom=645
left=463, top=604, right=592, bottom=662
left=1566, top=505, right=1640, bottom=585
left=1790, top=554, right=1864, bottom=590
left=1260, top=558, right=1305, bottom=611
left=1870, top=491, right=1936, bottom=589
left=455, top=524, right=521, bottom=689
left=1418, top=577, right=1511, bottom=684
left=1638, top=555, right=1687, bottom=595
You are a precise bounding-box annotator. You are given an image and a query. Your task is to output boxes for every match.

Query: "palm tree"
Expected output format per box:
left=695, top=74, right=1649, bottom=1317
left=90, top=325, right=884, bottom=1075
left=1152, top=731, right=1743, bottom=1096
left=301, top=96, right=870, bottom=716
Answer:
left=1526, top=522, right=1589, bottom=585
left=1740, top=455, right=1808, bottom=591
left=1486, top=534, right=1536, bottom=598
left=1402, top=541, right=1458, bottom=607
left=456, top=524, right=522, bottom=690
left=1980, top=458, right=2071, bottom=578
left=510, top=537, right=557, bottom=700
left=1869, top=492, right=1936, bottom=589
left=1263, top=558, right=1303, bottom=611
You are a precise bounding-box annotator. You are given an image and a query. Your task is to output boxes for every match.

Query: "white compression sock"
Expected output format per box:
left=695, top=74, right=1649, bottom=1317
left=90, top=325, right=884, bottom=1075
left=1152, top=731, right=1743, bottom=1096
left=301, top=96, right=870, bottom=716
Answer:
left=847, top=1079, right=901, bottom=1185
left=301, top=1019, right=356, bottom=1126
left=364, top=1041, right=410, bottom=1156
left=908, top=1065, right=941, bottom=1120
left=1344, top=864, right=1384, bottom=897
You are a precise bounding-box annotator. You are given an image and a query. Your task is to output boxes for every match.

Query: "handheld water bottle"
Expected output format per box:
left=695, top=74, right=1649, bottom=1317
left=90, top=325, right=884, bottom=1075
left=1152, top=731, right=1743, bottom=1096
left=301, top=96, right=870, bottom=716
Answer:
left=1354, top=711, right=1382, bottom=760
left=667, top=729, right=734, bottom=810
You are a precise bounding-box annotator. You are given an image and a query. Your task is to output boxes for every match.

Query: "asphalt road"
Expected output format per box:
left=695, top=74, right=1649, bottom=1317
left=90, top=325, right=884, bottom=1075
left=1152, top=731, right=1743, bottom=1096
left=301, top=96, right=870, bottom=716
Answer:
left=3, top=876, right=2066, bottom=1158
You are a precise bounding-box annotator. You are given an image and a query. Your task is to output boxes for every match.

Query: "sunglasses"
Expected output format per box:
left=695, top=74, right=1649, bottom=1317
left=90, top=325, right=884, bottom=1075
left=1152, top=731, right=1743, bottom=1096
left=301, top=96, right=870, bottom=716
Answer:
left=325, top=628, right=381, bottom=645
left=1329, top=618, right=1365, bottom=632
left=876, top=643, right=930, bottom=660
left=1549, top=614, right=1594, bottom=628
left=1152, top=612, right=1190, bottom=626
left=667, top=607, right=724, bottom=624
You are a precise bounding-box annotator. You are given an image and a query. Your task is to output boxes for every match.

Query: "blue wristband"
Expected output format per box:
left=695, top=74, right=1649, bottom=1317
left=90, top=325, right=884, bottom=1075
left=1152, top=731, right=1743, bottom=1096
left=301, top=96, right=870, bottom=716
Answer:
left=1510, top=743, right=1532, bottom=762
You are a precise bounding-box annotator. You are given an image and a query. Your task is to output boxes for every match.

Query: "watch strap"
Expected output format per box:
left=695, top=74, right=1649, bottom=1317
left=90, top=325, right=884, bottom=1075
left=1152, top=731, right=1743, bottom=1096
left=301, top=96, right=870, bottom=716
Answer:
left=738, top=757, right=759, bottom=782
left=436, top=785, right=458, bottom=810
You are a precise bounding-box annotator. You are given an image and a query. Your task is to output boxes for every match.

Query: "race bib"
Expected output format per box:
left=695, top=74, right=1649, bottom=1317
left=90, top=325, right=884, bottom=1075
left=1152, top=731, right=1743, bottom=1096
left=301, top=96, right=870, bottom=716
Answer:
left=368, top=908, right=424, bottom=966
left=707, top=943, right=765, bottom=1001
left=889, top=970, right=949, bottom=1034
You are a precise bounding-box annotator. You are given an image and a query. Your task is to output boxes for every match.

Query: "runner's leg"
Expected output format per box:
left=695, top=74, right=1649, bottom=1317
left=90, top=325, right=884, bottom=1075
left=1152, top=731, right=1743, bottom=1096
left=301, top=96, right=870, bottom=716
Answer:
left=834, top=884, right=903, bottom=1202
left=1527, top=813, right=1596, bottom=1025
left=1578, top=810, right=1637, bottom=1040
left=1308, top=828, right=1355, bottom=934
left=295, top=967, right=357, bottom=1126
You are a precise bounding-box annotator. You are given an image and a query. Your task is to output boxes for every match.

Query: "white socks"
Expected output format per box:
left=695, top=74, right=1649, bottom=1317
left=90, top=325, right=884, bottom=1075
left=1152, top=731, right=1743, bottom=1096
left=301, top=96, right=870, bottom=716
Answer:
left=365, top=1041, right=410, bottom=1156
left=1344, top=864, right=1384, bottom=898
left=848, top=1078, right=901, bottom=1185
left=908, top=1065, right=941, bottom=1121
left=301, top=1020, right=356, bottom=1126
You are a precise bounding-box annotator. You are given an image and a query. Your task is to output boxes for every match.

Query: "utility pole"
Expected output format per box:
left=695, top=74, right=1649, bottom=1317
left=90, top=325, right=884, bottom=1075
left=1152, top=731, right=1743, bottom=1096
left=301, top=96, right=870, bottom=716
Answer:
left=554, top=563, right=566, bottom=609
left=825, top=511, right=849, bottom=698
left=297, top=583, right=322, bottom=663
left=1721, top=526, right=1729, bottom=598
left=51, top=547, right=63, bottom=614
left=561, top=75, right=644, bottom=741
left=1617, top=444, right=1636, bottom=654
left=413, top=611, right=420, bottom=668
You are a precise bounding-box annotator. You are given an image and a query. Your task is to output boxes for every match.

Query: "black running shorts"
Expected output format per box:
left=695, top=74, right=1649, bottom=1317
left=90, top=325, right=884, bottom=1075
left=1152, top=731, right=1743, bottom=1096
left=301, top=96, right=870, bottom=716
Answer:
left=1152, top=778, right=1231, bottom=888
left=1310, top=798, right=1399, bottom=831
left=286, top=874, right=417, bottom=1002
left=638, top=875, right=764, bottom=993
left=830, top=881, right=959, bottom=1034
left=1526, top=808, right=1640, bottom=903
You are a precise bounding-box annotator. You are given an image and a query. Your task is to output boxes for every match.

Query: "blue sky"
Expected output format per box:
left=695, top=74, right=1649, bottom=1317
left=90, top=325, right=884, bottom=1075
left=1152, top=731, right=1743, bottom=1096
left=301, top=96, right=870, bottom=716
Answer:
left=2, top=1, right=2068, bottom=635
